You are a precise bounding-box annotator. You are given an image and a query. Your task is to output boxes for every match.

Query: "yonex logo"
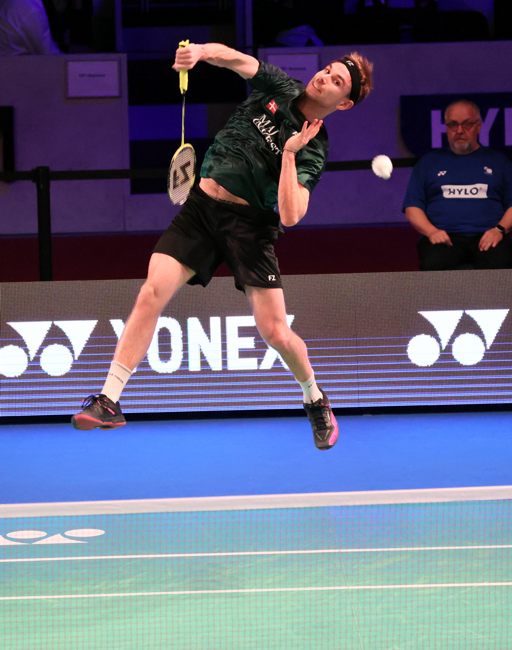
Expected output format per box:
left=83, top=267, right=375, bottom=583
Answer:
left=0, top=528, right=105, bottom=546
left=0, top=320, right=97, bottom=377
left=0, top=315, right=294, bottom=377
left=407, top=309, right=509, bottom=367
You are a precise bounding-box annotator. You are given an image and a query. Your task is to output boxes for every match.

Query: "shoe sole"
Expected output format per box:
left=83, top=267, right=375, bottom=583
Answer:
left=71, top=414, right=126, bottom=431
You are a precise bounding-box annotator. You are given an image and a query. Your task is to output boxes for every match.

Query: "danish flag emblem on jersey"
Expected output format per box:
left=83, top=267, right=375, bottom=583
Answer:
left=266, top=100, right=278, bottom=114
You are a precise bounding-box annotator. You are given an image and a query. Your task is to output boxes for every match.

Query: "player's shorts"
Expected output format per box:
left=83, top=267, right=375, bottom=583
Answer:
left=154, top=185, right=283, bottom=292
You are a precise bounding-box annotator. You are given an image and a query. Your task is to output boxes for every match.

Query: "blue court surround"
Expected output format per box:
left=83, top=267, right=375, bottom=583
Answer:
left=0, top=411, right=511, bottom=504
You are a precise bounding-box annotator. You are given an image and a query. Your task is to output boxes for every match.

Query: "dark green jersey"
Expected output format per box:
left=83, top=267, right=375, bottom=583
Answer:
left=200, top=61, right=328, bottom=212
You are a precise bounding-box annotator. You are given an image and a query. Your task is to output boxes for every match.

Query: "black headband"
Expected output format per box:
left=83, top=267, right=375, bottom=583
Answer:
left=339, top=57, right=362, bottom=104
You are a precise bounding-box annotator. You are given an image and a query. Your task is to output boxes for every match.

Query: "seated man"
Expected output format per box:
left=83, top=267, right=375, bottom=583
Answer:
left=403, top=99, right=512, bottom=270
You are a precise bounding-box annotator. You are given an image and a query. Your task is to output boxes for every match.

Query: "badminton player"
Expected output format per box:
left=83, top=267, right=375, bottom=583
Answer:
left=72, top=42, right=373, bottom=450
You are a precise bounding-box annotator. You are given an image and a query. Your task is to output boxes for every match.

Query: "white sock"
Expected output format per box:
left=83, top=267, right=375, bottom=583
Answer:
left=298, top=375, right=323, bottom=404
left=101, top=361, right=133, bottom=403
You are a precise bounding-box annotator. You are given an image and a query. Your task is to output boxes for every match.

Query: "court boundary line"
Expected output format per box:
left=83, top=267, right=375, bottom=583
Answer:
left=2, top=582, right=512, bottom=602
left=2, top=544, right=512, bottom=565
left=1, top=485, right=511, bottom=518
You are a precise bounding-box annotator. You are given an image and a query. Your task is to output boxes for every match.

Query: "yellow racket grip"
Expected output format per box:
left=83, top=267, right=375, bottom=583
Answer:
left=179, top=39, right=189, bottom=94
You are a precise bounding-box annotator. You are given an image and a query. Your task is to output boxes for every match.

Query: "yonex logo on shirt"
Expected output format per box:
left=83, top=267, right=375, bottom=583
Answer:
left=441, top=183, right=488, bottom=199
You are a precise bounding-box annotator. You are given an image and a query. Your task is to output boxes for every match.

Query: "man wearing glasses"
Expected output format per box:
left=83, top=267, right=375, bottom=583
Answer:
left=403, top=99, right=512, bottom=270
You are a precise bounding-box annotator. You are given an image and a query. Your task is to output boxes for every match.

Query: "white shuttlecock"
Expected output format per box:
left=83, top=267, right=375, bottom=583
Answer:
left=371, top=154, right=393, bottom=180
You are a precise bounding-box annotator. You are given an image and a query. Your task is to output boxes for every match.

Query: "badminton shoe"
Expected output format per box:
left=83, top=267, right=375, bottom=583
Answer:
left=71, top=394, right=126, bottom=430
left=303, top=389, right=339, bottom=450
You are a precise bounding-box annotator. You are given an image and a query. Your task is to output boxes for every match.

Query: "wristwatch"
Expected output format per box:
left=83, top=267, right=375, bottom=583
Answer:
left=495, top=224, right=507, bottom=236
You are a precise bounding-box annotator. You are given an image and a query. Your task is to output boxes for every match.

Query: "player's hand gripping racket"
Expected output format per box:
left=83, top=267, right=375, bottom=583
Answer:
left=167, top=39, right=196, bottom=205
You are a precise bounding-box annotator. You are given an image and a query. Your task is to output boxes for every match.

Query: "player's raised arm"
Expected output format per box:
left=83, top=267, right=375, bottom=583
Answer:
left=278, top=119, right=324, bottom=227
left=173, top=42, right=259, bottom=80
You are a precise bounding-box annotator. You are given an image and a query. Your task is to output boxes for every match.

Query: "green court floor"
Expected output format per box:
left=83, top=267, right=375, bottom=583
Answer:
left=1, top=493, right=511, bottom=649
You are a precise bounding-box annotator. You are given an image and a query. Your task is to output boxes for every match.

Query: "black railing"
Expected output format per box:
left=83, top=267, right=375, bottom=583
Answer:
left=0, top=157, right=416, bottom=281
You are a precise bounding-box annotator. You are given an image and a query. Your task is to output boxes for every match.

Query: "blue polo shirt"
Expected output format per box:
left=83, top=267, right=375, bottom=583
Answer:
left=403, top=147, right=512, bottom=234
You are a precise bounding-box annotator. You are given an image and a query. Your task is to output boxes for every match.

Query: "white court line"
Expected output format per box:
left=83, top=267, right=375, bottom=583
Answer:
left=1, top=582, right=512, bottom=602
left=1, top=485, right=511, bottom=517
left=2, top=544, right=512, bottom=564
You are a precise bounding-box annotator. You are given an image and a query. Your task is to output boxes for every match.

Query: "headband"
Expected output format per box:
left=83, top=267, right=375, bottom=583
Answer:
left=339, top=57, right=362, bottom=104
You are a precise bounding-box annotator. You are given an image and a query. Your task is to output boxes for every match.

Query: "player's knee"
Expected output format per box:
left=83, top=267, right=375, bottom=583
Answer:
left=259, top=321, right=292, bottom=352
left=136, top=281, right=166, bottom=314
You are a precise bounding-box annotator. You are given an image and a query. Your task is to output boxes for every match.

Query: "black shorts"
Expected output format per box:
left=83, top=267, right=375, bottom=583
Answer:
left=154, top=185, right=283, bottom=291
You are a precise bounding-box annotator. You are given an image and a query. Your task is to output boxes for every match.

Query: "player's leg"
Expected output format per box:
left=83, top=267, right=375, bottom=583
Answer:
left=114, top=253, right=194, bottom=369
left=71, top=253, right=195, bottom=430
left=245, top=286, right=339, bottom=450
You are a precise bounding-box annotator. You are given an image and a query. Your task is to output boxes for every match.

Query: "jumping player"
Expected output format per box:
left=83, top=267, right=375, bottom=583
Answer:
left=72, top=42, right=373, bottom=450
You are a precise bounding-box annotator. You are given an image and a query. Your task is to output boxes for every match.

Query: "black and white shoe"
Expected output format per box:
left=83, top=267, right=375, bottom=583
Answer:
left=303, top=389, right=339, bottom=450
left=71, top=394, right=126, bottom=430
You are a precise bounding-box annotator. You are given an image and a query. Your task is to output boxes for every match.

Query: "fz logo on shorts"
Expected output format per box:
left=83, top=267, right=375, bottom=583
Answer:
left=407, top=309, right=509, bottom=367
left=268, top=274, right=276, bottom=281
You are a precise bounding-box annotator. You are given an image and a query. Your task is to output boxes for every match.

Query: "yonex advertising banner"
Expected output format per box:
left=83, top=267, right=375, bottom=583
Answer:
left=1, top=270, right=512, bottom=417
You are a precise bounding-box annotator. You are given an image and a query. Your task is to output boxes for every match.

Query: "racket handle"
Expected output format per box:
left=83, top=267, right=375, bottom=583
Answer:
left=179, top=39, right=189, bottom=95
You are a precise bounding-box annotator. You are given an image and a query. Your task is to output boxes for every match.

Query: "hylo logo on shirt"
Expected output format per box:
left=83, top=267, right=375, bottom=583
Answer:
left=441, top=184, right=488, bottom=199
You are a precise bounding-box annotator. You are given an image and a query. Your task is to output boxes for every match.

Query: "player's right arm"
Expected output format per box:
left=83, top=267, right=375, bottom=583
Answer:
left=173, top=43, right=259, bottom=80
left=405, top=206, right=452, bottom=246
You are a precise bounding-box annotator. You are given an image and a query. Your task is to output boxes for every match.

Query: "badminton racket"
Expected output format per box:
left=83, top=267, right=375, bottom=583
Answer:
left=167, top=39, right=196, bottom=205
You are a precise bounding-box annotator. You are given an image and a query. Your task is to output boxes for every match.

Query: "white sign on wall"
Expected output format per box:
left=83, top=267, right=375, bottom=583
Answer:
left=67, top=60, right=121, bottom=98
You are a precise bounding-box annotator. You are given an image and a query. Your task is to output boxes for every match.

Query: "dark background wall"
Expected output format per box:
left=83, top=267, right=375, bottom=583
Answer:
left=0, top=1, right=510, bottom=281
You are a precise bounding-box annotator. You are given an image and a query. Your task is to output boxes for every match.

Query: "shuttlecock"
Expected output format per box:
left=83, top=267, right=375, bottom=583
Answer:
left=371, top=154, right=393, bottom=180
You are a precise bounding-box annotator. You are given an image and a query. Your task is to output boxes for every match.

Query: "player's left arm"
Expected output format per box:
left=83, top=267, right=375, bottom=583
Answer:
left=278, top=119, right=323, bottom=227
left=173, top=42, right=259, bottom=80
